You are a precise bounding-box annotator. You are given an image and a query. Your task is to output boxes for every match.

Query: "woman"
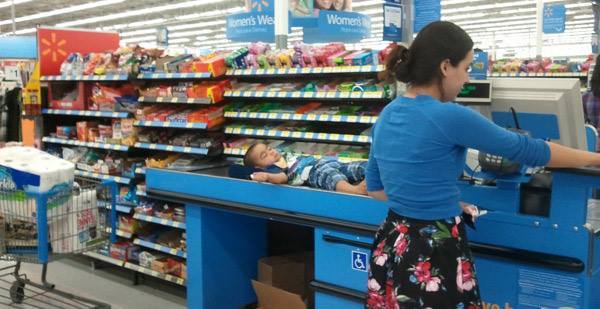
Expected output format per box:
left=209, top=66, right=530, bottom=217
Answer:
left=366, top=21, right=600, bottom=308
left=583, top=55, right=600, bottom=147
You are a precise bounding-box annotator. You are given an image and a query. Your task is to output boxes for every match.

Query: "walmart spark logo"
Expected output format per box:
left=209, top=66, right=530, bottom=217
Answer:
left=41, top=32, right=67, bottom=62
left=250, top=0, right=270, bottom=12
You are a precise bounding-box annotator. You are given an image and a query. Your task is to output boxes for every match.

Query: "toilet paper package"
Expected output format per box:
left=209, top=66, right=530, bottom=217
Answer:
left=0, top=147, right=76, bottom=251
left=50, top=189, right=102, bottom=254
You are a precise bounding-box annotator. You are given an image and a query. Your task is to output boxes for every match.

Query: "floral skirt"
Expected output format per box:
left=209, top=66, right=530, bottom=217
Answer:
left=366, top=210, right=482, bottom=309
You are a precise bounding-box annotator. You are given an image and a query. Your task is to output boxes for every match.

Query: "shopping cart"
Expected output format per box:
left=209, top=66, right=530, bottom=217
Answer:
left=0, top=177, right=117, bottom=308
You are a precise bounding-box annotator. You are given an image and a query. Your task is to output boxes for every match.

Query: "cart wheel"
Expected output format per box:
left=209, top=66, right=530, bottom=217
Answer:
left=9, top=281, right=25, bottom=304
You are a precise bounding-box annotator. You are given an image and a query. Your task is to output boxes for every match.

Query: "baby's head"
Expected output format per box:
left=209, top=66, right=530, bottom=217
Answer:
left=243, top=142, right=282, bottom=169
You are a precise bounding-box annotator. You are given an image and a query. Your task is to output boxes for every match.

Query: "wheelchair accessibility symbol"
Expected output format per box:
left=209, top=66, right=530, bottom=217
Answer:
left=352, top=251, right=368, bottom=272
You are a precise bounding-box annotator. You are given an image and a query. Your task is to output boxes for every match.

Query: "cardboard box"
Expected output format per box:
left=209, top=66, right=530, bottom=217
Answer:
left=253, top=252, right=314, bottom=309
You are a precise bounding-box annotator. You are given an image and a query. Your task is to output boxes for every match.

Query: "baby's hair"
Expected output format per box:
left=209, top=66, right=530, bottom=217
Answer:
left=243, top=142, right=266, bottom=167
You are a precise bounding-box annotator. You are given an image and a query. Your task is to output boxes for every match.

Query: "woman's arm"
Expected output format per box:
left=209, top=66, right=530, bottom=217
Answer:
left=546, top=141, right=600, bottom=167
left=368, top=190, right=388, bottom=201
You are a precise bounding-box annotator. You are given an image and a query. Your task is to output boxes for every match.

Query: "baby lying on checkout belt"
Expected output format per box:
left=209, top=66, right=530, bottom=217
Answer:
left=243, top=142, right=368, bottom=195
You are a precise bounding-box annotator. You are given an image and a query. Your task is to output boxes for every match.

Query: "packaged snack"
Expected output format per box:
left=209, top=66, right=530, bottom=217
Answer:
left=56, top=126, right=77, bottom=139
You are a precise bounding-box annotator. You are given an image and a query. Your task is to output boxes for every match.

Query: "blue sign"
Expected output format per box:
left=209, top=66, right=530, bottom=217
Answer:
left=226, top=11, right=275, bottom=43
left=351, top=250, right=368, bottom=272
left=383, top=2, right=403, bottom=42
left=0, top=36, right=37, bottom=59
left=304, top=11, right=371, bottom=43
left=543, top=3, right=566, bottom=34
left=470, top=50, right=488, bottom=80
left=414, top=0, right=441, bottom=33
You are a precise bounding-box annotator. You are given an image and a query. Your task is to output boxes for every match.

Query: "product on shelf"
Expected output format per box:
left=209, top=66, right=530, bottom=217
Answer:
left=56, top=126, right=77, bottom=139
left=89, top=83, right=138, bottom=112
left=139, top=251, right=168, bottom=268
left=118, top=216, right=139, bottom=234
left=109, top=241, right=140, bottom=261
left=490, top=55, right=595, bottom=74
left=230, top=79, right=394, bottom=97
left=59, top=45, right=164, bottom=76
left=139, top=80, right=231, bottom=103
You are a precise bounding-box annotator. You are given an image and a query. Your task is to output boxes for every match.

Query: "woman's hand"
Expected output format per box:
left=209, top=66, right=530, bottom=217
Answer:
left=460, top=202, right=479, bottom=222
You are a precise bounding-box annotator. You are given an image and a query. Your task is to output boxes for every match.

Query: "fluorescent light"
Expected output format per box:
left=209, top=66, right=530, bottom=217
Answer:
left=573, top=14, right=594, bottom=20
left=168, top=20, right=226, bottom=31
left=120, top=29, right=156, bottom=38
left=353, top=0, right=384, bottom=8
left=0, top=0, right=126, bottom=26
left=121, top=35, right=156, bottom=44
left=168, top=38, right=191, bottom=44
left=443, top=0, right=532, bottom=14
left=14, top=27, right=35, bottom=35
left=55, top=0, right=227, bottom=28
left=170, top=29, right=215, bottom=39
left=0, top=0, right=33, bottom=9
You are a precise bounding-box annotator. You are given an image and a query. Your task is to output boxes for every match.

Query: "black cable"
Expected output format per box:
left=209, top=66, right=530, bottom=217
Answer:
left=510, top=107, right=521, bottom=130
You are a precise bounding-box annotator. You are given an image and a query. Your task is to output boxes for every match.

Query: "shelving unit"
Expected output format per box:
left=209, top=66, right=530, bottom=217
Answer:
left=137, top=72, right=212, bottom=79
left=224, top=111, right=377, bottom=124
left=123, top=262, right=186, bottom=286
left=133, top=120, right=209, bottom=129
left=43, top=137, right=130, bottom=151
left=40, top=74, right=130, bottom=81
left=133, top=238, right=187, bottom=259
left=224, top=127, right=371, bottom=144
left=43, top=109, right=130, bottom=118
left=74, top=170, right=132, bottom=184
left=224, top=90, right=388, bottom=100
left=138, top=96, right=213, bottom=104
left=227, top=64, right=384, bottom=76
left=489, top=72, right=587, bottom=77
left=134, top=213, right=186, bottom=229
left=134, top=142, right=210, bottom=155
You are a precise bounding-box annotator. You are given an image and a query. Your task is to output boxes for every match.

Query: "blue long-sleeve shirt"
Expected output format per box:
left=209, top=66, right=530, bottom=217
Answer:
left=366, top=95, right=551, bottom=220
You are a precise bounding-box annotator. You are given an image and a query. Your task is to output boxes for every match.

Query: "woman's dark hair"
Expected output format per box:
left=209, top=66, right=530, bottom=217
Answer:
left=380, top=21, right=474, bottom=85
left=591, top=56, right=600, bottom=97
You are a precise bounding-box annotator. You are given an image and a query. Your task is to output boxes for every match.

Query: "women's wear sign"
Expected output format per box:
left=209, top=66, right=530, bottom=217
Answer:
left=226, top=11, right=276, bottom=42
left=414, top=0, right=441, bottom=33
left=543, top=3, right=566, bottom=34
left=303, top=11, right=371, bottom=43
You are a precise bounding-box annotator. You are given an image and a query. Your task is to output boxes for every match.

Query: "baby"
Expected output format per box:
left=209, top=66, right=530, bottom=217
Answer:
left=243, top=142, right=367, bottom=195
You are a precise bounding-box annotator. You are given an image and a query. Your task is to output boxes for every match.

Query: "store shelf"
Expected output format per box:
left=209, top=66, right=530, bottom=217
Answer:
left=99, top=201, right=133, bottom=214
left=137, top=72, right=212, bottom=79
left=133, top=121, right=208, bottom=129
left=223, top=147, right=367, bottom=163
left=83, top=252, right=125, bottom=267
left=134, top=142, right=210, bottom=155
left=43, top=137, right=130, bottom=151
left=42, top=109, right=130, bottom=118
left=123, top=262, right=186, bottom=286
left=489, top=72, right=587, bottom=77
left=138, top=96, right=212, bottom=104
left=224, top=111, right=378, bottom=124
left=133, top=238, right=187, bottom=259
left=226, top=65, right=384, bottom=76
left=224, top=127, right=371, bottom=144
left=133, top=213, right=186, bottom=229
left=74, top=170, right=132, bottom=185
left=41, top=74, right=129, bottom=81
left=106, top=227, right=133, bottom=239
left=223, top=90, right=387, bottom=100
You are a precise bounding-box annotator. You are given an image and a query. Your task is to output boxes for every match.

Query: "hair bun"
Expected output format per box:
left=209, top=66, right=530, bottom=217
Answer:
left=400, top=48, right=410, bottom=62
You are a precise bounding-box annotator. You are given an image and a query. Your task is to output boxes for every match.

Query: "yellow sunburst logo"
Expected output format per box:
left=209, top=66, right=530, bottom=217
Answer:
left=41, top=32, right=67, bottom=62
left=251, top=0, right=270, bottom=12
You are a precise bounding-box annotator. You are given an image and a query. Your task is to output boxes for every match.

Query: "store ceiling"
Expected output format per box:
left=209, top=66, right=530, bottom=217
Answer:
left=0, top=0, right=595, bottom=57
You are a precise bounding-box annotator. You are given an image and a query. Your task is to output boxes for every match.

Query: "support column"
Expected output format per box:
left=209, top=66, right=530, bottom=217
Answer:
left=11, top=0, right=16, bottom=34
left=403, top=0, right=414, bottom=44
left=535, top=0, right=543, bottom=59
left=274, top=0, right=289, bottom=49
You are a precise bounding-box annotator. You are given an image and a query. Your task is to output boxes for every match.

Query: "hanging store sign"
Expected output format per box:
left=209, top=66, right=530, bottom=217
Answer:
left=0, top=36, right=37, bottom=59
left=383, top=2, right=403, bottom=42
left=37, top=27, right=119, bottom=76
left=226, top=11, right=276, bottom=43
left=303, top=11, right=370, bottom=43
left=414, top=0, right=441, bottom=33
left=470, top=50, right=488, bottom=80
left=543, top=3, right=566, bottom=34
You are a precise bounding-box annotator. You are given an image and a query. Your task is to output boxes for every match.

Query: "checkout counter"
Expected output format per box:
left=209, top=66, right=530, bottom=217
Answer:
left=146, top=78, right=600, bottom=309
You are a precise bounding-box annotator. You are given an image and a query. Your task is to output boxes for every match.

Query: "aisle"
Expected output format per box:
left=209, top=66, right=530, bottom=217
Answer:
left=0, top=256, right=186, bottom=309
